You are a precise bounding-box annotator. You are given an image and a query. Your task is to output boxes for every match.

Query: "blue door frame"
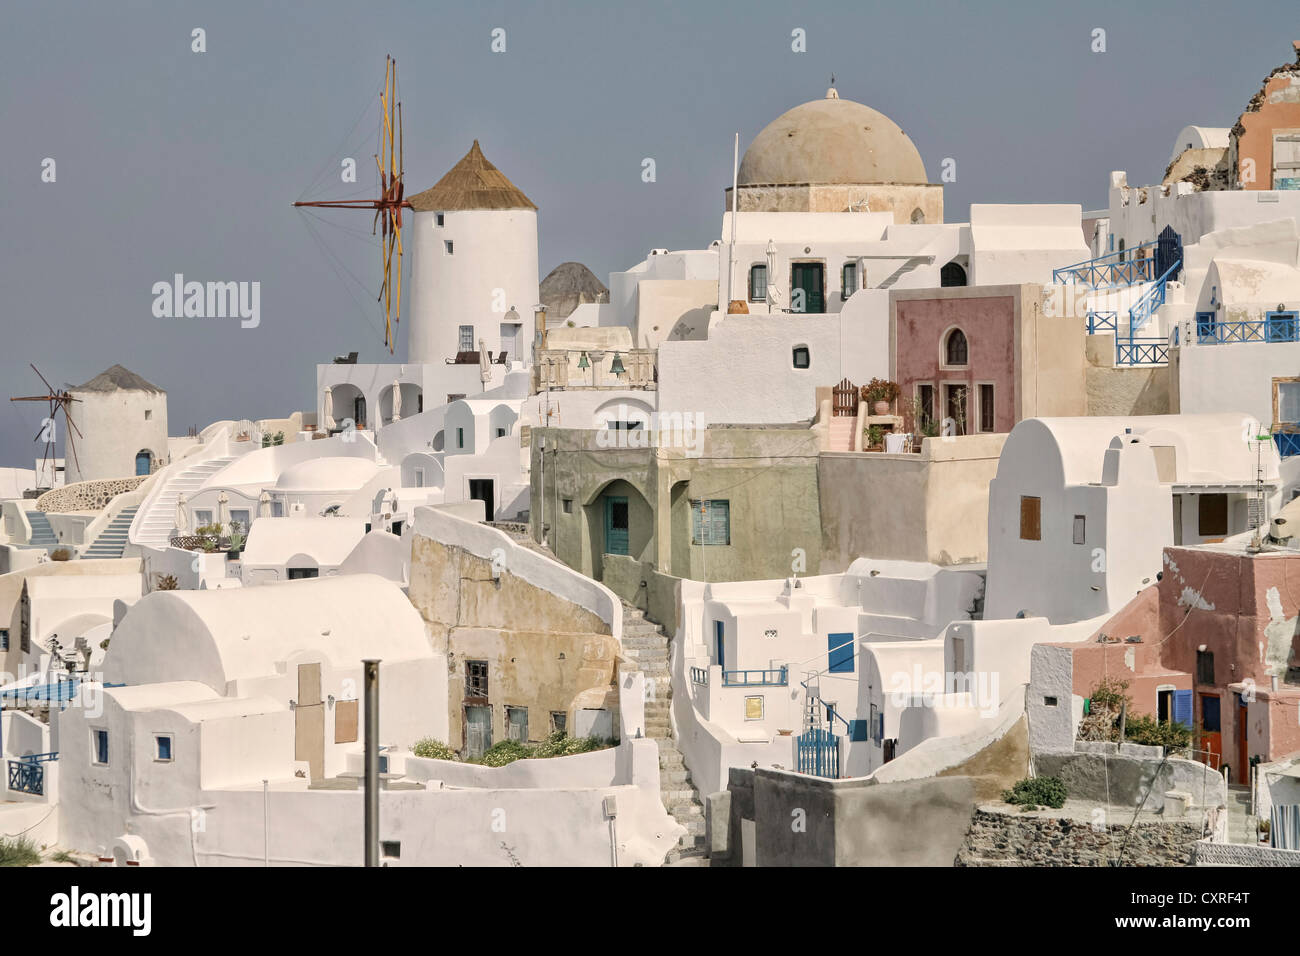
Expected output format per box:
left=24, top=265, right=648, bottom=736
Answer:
left=714, top=620, right=725, bottom=670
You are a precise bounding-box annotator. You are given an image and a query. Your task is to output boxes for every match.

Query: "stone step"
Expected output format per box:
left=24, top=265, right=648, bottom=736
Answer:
left=660, top=789, right=699, bottom=806
left=660, top=768, right=691, bottom=786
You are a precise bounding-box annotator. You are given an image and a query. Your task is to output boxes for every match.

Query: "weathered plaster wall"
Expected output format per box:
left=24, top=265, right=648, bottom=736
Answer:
left=407, top=522, right=619, bottom=751
left=1086, top=364, right=1172, bottom=417
left=818, top=435, right=1006, bottom=570
left=730, top=182, right=944, bottom=225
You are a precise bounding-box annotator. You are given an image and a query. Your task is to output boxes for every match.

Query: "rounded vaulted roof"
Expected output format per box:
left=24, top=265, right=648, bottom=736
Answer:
left=738, top=89, right=928, bottom=187
left=274, top=456, right=381, bottom=491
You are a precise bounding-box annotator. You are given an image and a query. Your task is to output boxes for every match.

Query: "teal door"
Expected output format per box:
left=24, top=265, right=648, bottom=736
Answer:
left=791, top=262, right=824, bottom=314
left=714, top=620, right=725, bottom=670
left=465, top=706, right=492, bottom=757
left=604, top=496, right=629, bottom=555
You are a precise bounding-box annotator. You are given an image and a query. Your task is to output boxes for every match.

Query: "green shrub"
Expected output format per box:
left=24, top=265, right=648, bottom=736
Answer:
left=532, top=731, right=609, bottom=758
left=1123, top=713, right=1192, bottom=750
left=0, top=837, right=41, bottom=867
left=1002, top=776, right=1067, bottom=809
left=473, top=739, right=533, bottom=767
left=412, top=738, right=458, bottom=761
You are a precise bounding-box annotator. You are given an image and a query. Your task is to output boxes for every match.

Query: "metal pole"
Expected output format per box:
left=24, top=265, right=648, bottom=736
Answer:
left=262, top=779, right=269, bottom=867
left=363, top=658, right=381, bottom=867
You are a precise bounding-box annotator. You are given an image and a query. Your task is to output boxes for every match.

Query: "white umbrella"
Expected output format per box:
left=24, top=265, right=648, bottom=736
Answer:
left=258, top=490, right=272, bottom=518
left=217, top=491, right=230, bottom=535
left=479, top=338, right=491, bottom=386
left=391, top=379, right=402, bottom=423
left=765, top=239, right=781, bottom=309
left=175, top=493, right=190, bottom=534
left=322, top=386, right=335, bottom=432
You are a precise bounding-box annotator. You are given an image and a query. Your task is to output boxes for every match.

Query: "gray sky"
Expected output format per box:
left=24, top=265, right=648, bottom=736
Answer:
left=1, top=0, right=1294, bottom=466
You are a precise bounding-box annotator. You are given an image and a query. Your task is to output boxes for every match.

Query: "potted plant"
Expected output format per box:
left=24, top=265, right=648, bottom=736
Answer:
left=862, top=378, right=900, bottom=415
left=866, top=424, right=885, bottom=451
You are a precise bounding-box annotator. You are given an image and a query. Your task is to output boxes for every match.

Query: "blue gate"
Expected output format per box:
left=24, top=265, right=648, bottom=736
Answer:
left=796, top=728, right=840, bottom=778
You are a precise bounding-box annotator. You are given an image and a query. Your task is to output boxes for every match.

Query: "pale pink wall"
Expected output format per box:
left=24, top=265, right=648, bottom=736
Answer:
left=894, top=295, right=1016, bottom=432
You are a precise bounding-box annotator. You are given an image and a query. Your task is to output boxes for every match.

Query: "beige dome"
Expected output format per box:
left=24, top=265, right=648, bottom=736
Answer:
left=738, top=89, right=928, bottom=187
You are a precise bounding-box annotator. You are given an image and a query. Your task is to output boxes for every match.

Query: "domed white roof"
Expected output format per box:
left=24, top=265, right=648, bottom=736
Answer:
left=738, top=88, right=928, bottom=187
left=274, top=456, right=381, bottom=491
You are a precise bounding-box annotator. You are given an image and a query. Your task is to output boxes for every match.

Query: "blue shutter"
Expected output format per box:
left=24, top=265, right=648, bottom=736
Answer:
left=828, top=632, right=854, bottom=673
left=848, top=719, right=868, bottom=742
left=1173, top=689, right=1193, bottom=729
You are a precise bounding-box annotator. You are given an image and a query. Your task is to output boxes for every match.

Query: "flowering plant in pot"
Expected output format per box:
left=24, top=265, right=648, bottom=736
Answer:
left=862, top=378, right=900, bottom=415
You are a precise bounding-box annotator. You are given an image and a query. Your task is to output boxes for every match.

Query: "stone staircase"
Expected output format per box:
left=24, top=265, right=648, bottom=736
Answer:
left=82, top=506, right=138, bottom=559
left=619, top=602, right=709, bottom=866
left=133, top=456, right=237, bottom=548
left=24, top=511, right=57, bottom=548
left=828, top=415, right=858, bottom=452
left=1226, top=784, right=1256, bottom=845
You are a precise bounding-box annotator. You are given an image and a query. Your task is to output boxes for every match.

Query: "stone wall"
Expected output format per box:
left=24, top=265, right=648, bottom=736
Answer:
left=1085, top=364, right=1171, bottom=416
left=35, top=476, right=147, bottom=513
left=956, top=804, right=1202, bottom=866
left=1190, top=840, right=1300, bottom=867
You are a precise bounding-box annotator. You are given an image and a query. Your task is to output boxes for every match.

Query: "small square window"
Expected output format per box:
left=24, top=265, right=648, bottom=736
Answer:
left=691, top=499, right=731, bottom=545
left=444, top=240, right=454, bottom=254
left=550, top=711, right=567, bottom=734
left=562, top=498, right=573, bottom=514
left=496, top=427, right=506, bottom=438
left=435, top=212, right=445, bottom=227
left=1043, top=696, right=1058, bottom=707
left=144, top=409, right=153, bottom=421
left=382, top=840, right=401, bottom=858
left=155, top=735, right=173, bottom=761
left=792, top=346, right=810, bottom=369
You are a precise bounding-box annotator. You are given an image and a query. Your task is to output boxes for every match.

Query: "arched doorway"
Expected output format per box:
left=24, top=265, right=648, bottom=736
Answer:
left=134, top=450, right=153, bottom=476
left=584, top=479, right=652, bottom=580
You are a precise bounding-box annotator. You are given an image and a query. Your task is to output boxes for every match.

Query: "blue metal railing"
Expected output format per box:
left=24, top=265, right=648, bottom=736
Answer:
left=689, top=666, right=709, bottom=686
left=7, top=759, right=45, bottom=795
left=0, top=679, right=80, bottom=704
left=1116, top=337, right=1170, bottom=366
left=722, top=667, right=788, bottom=687
left=1053, top=241, right=1158, bottom=287
left=1197, top=313, right=1299, bottom=345
left=1087, top=311, right=1118, bottom=333
left=1274, top=432, right=1300, bottom=459
left=1127, top=260, right=1180, bottom=334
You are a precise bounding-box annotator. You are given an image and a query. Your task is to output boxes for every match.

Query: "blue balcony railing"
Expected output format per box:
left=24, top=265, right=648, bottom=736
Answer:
left=1087, top=311, right=1118, bottom=333
left=1053, top=241, right=1158, bottom=288
left=1128, top=260, right=1180, bottom=334
left=1274, top=431, right=1300, bottom=459
left=1197, top=312, right=1299, bottom=345
left=1116, top=336, right=1170, bottom=366
left=689, top=666, right=709, bottom=686
left=722, top=667, right=788, bottom=687
left=6, top=755, right=55, bottom=796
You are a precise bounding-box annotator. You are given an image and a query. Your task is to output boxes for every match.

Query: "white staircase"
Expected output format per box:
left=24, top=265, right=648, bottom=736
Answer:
left=131, top=456, right=237, bottom=549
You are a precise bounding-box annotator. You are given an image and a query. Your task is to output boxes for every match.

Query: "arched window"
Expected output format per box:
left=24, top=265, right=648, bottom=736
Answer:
left=940, top=261, right=967, bottom=287
left=910, top=208, right=926, bottom=224
left=945, top=328, right=968, bottom=367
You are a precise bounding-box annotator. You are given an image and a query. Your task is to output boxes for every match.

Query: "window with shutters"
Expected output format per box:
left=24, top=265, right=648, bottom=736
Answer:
left=691, top=499, right=730, bottom=546
left=1019, top=496, right=1041, bottom=541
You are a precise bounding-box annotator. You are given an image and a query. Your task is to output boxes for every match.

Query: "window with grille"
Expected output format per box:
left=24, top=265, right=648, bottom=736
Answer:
left=945, top=328, right=968, bottom=366
left=465, top=660, right=489, bottom=699
left=458, top=326, right=474, bottom=352
left=748, top=264, right=767, bottom=301
left=691, top=499, right=730, bottom=546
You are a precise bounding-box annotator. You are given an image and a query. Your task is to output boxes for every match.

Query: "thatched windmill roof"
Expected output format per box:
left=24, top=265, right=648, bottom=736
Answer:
left=408, top=141, right=536, bottom=212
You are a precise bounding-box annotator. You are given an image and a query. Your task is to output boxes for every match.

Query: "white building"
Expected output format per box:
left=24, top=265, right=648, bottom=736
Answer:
left=985, top=414, right=1281, bottom=625
left=66, top=365, right=169, bottom=483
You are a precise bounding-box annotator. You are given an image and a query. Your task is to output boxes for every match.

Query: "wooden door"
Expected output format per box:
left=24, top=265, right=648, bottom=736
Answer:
left=1199, top=693, right=1222, bottom=773
left=294, top=662, right=325, bottom=780
left=465, top=705, right=491, bottom=757
left=791, top=263, right=824, bottom=314
left=1237, top=694, right=1249, bottom=785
